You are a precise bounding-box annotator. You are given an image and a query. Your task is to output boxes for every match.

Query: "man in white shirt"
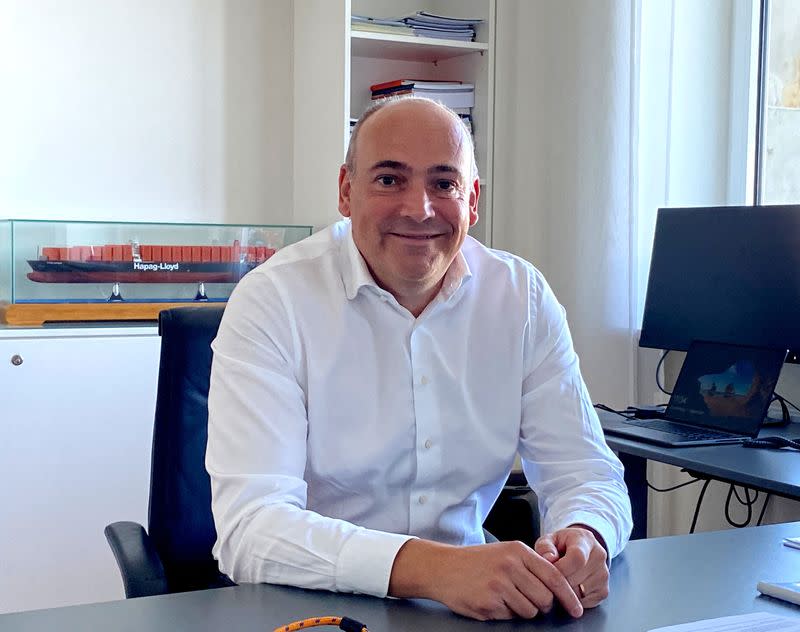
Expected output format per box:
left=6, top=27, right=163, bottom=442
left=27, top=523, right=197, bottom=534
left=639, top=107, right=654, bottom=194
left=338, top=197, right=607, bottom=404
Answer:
left=207, top=97, right=632, bottom=621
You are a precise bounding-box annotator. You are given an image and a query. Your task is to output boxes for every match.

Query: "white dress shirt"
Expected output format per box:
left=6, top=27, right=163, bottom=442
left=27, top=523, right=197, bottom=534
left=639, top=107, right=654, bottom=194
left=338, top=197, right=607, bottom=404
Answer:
left=207, top=219, right=632, bottom=598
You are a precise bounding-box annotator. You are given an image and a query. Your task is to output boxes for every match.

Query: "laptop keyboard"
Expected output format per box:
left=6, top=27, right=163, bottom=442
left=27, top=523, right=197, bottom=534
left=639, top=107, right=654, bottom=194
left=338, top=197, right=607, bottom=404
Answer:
left=626, top=418, right=735, bottom=441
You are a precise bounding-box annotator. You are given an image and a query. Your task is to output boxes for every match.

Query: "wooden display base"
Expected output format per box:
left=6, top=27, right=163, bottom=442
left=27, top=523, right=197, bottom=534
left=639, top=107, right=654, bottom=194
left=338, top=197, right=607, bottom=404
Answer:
left=1, top=302, right=225, bottom=326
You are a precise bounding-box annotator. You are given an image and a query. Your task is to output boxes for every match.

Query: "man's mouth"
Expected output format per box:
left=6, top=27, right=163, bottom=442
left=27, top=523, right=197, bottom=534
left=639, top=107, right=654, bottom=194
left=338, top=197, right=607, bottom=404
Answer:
left=388, top=232, right=443, bottom=240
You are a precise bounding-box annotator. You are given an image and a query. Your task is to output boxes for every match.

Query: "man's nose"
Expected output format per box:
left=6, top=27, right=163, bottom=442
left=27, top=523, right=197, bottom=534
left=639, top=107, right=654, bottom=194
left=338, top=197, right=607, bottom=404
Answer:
left=399, top=182, right=435, bottom=222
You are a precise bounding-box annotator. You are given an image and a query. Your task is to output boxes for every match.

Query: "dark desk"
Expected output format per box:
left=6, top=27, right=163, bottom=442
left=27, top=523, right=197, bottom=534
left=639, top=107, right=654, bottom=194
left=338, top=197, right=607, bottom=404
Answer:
left=3, top=523, right=800, bottom=632
left=599, top=410, right=800, bottom=539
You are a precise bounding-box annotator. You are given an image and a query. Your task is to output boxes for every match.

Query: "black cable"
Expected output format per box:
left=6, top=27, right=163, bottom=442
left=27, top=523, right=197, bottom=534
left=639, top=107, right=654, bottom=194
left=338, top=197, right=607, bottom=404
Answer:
left=757, top=494, right=772, bottom=526
left=656, top=349, right=672, bottom=396
left=689, top=479, right=712, bottom=533
left=744, top=436, right=800, bottom=450
left=646, top=477, right=702, bottom=493
left=732, top=485, right=758, bottom=506
left=593, top=403, right=635, bottom=419
left=725, top=485, right=754, bottom=528
left=766, top=393, right=791, bottom=424
left=775, top=392, right=800, bottom=415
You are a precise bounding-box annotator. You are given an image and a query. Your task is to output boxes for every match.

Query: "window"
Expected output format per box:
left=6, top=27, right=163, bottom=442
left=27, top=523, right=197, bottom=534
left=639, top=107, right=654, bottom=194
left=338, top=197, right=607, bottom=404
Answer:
left=756, top=0, right=800, bottom=203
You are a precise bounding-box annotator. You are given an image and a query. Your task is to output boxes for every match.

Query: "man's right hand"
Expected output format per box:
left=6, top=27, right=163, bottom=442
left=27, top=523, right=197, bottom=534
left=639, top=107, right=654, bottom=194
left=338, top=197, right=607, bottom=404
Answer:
left=387, top=539, right=584, bottom=621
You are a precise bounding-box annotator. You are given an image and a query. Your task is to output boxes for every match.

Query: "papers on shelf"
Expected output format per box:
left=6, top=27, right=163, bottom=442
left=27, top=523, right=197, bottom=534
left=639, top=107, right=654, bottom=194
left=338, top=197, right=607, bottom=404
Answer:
left=351, top=15, right=414, bottom=36
left=353, top=11, right=484, bottom=42
left=648, top=612, right=800, bottom=631
left=370, top=79, right=467, bottom=92
left=369, top=79, right=475, bottom=109
left=393, top=11, right=485, bottom=25
left=783, top=536, right=800, bottom=550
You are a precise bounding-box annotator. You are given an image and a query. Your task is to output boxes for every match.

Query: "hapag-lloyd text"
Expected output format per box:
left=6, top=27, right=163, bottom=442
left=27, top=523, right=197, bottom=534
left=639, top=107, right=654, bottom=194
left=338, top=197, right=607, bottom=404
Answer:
left=132, top=262, right=180, bottom=272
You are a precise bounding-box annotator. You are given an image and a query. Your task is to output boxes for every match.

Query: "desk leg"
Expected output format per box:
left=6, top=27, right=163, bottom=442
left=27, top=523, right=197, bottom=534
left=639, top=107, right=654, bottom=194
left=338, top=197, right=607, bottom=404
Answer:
left=619, top=452, right=647, bottom=539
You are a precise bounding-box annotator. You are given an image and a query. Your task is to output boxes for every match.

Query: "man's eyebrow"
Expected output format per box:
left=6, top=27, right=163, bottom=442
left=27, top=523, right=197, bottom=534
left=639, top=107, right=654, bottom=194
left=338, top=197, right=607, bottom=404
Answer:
left=428, top=164, right=460, bottom=175
left=368, top=160, right=408, bottom=172
left=366, top=161, right=461, bottom=176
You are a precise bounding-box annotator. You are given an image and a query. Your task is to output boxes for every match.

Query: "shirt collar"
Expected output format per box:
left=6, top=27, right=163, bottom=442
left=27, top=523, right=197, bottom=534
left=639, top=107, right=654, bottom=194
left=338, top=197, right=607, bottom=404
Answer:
left=340, top=220, right=380, bottom=300
left=339, top=220, right=473, bottom=303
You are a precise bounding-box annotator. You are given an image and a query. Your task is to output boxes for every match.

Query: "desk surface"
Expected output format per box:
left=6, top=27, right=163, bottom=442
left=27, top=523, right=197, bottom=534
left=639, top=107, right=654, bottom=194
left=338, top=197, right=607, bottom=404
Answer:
left=599, top=410, right=800, bottom=498
left=3, top=522, right=800, bottom=632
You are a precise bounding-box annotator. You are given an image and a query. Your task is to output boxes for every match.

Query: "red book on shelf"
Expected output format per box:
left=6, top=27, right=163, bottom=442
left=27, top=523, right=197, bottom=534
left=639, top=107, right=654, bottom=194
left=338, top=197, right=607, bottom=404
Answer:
left=369, top=78, right=462, bottom=92
left=372, top=88, right=414, bottom=100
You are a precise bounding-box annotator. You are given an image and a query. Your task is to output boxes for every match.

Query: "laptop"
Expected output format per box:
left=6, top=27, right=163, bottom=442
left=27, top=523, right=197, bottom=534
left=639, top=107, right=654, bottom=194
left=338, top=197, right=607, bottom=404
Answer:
left=604, top=340, right=787, bottom=447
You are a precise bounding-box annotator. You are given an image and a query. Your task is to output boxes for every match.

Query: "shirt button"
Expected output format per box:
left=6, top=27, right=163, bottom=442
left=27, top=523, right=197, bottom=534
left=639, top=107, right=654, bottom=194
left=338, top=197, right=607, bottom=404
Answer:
left=420, top=375, right=429, bottom=385
left=418, top=495, right=428, bottom=505
left=424, top=439, right=432, bottom=449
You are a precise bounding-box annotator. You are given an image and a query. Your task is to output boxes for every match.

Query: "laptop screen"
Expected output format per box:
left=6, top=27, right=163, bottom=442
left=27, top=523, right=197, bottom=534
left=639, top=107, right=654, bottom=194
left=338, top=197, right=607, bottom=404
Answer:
left=665, top=341, right=787, bottom=436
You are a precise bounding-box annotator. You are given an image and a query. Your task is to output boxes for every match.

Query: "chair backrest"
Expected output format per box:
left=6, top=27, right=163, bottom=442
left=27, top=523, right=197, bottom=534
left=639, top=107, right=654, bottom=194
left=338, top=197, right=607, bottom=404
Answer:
left=147, top=305, right=232, bottom=593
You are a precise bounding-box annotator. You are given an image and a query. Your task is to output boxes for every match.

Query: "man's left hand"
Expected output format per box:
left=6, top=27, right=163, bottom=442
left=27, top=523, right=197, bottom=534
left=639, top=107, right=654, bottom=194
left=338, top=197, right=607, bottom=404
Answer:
left=533, top=526, right=609, bottom=608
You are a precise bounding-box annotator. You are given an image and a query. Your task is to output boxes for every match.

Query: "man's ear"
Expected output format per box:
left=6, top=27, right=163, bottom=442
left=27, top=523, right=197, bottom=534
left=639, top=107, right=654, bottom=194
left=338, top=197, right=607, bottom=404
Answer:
left=468, top=177, right=480, bottom=227
left=338, top=165, right=352, bottom=218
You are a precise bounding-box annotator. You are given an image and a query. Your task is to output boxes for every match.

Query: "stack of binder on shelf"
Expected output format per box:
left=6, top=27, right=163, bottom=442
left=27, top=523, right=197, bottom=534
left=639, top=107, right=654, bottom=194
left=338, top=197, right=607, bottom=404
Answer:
left=370, top=79, right=475, bottom=109
left=396, top=11, right=484, bottom=41
left=351, top=14, right=414, bottom=36
left=368, top=79, right=474, bottom=143
left=351, top=11, right=484, bottom=42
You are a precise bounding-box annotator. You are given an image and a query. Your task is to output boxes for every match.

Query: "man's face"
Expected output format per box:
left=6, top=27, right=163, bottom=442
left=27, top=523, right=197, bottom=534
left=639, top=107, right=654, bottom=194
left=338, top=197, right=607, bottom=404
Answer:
left=338, top=101, right=479, bottom=298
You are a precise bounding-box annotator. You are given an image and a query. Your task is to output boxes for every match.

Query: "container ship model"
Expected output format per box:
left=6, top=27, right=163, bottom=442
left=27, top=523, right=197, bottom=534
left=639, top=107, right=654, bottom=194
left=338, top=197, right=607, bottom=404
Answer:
left=26, top=240, right=275, bottom=300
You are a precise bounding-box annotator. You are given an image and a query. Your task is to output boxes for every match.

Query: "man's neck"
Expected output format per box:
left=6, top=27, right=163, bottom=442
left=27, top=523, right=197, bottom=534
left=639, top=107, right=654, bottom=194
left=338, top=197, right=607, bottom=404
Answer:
left=365, top=263, right=445, bottom=317
left=390, top=279, right=445, bottom=317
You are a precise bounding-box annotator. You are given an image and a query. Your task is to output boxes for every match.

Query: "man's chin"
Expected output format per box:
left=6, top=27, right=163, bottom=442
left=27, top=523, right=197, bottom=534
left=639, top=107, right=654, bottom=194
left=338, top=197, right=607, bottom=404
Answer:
left=394, top=264, right=446, bottom=287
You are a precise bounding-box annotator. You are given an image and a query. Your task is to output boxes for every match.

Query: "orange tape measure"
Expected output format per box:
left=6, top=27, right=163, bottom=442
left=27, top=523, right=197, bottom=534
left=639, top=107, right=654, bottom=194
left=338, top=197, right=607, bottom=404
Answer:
left=272, top=615, right=369, bottom=632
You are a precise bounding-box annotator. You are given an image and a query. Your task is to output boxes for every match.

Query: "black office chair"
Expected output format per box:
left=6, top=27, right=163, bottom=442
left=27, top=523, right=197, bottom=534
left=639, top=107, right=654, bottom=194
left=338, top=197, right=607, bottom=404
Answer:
left=105, top=306, right=233, bottom=598
left=483, top=473, right=539, bottom=545
left=105, top=305, right=539, bottom=599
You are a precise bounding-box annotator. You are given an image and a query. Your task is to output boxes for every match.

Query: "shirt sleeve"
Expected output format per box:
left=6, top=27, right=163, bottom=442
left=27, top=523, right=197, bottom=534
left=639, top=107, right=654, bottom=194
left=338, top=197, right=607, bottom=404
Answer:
left=518, top=269, right=633, bottom=559
left=206, top=272, right=413, bottom=597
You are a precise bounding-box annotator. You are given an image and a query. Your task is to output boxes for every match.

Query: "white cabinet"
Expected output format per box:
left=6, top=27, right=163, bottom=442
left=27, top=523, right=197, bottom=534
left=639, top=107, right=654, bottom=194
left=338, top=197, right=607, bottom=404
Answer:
left=0, top=327, right=160, bottom=614
left=293, top=0, right=496, bottom=245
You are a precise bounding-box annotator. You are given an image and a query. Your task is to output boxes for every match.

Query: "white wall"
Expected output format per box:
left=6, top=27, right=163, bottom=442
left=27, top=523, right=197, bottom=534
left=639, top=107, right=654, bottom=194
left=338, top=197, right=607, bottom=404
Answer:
left=493, top=1, right=636, bottom=409
left=0, top=0, right=293, bottom=225
left=292, top=0, right=349, bottom=230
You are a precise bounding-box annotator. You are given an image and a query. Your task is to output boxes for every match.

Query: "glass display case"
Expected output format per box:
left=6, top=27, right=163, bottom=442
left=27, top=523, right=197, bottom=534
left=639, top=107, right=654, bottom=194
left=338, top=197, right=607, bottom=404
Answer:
left=0, top=219, right=312, bottom=325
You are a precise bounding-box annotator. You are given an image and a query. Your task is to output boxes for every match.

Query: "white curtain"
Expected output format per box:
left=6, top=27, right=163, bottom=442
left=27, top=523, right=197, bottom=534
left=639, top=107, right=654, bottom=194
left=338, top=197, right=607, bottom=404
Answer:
left=493, top=0, right=800, bottom=535
left=492, top=0, right=640, bottom=409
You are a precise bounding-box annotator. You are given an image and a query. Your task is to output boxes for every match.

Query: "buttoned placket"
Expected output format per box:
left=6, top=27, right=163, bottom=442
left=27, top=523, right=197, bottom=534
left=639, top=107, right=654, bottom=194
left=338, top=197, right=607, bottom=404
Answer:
left=406, top=294, right=457, bottom=533
left=408, top=319, right=437, bottom=530
left=369, top=279, right=467, bottom=532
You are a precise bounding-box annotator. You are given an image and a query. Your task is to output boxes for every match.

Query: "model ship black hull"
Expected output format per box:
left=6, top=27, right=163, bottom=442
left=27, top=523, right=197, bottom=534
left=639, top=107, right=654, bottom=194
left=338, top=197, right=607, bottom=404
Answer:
left=27, top=242, right=275, bottom=284
left=27, top=260, right=257, bottom=284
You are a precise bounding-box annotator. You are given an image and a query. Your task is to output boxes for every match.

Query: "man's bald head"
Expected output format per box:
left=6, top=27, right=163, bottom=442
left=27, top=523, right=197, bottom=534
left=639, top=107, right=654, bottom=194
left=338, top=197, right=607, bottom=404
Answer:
left=345, top=96, right=479, bottom=180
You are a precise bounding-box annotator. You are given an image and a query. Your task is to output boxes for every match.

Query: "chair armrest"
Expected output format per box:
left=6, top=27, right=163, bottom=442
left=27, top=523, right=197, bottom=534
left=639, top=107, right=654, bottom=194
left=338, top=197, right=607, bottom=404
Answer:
left=483, top=481, right=541, bottom=546
left=104, top=521, right=169, bottom=598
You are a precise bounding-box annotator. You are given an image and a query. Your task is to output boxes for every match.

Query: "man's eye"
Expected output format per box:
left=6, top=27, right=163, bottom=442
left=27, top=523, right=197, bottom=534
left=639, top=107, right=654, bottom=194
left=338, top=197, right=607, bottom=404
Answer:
left=377, top=175, right=398, bottom=186
left=436, top=180, right=457, bottom=191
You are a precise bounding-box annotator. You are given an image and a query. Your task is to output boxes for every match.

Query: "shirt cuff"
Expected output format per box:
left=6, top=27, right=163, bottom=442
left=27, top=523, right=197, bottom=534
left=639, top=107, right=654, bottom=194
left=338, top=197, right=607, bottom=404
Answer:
left=335, top=529, right=416, bottom=597
left=559, top=510, right=617, bottom=559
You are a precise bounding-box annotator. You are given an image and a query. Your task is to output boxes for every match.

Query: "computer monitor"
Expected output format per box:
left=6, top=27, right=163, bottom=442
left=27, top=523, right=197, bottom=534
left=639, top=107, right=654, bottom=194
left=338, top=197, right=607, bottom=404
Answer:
left=639, top=205, right=800, bottom=363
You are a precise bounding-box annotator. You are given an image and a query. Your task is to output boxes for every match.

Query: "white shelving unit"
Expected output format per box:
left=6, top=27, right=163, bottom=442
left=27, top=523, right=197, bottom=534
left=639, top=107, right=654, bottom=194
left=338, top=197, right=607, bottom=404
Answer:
left=293, top=0, right=496, bottom=245
left=350, top=31, right=489, bottom=60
